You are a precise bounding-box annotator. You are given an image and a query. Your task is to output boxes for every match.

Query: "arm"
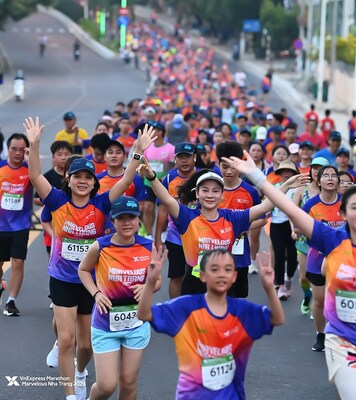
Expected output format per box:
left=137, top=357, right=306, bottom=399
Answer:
left=137, top=156, right=180, bottom=219
left=258, top=252, right=285, bottom=326
left=137, top=245, right=168, bottom=322
left=41, top=221, right=53, bottom=237
left=248, top=173, right=310, bottom=223
left=250, top=218, right=266, bottom=229
left=78, top=241, right=112, bottom=314
left=222, top=151, right=315, bottom=239
left=154, top=204, right=169, bottom=249
left=131, top=274, right=162, bottom=303
left=23, top=117, right=52, bottom=200
left=109, top=124, right=157, bottom=202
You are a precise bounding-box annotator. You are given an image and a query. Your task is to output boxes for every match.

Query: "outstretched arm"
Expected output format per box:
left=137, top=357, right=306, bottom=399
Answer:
left=137, top=156, right=180, bottom=219
left=23, top=116, right=52, bottom=200
left=222, top=151, right=315, bottom=239
left=109, top=124, right=157, bottom=202
left=138, top=245, right=168, bottom=322
left=258, top=252, right=285, bottom=326
left=249, top=173, right=310, bottom=223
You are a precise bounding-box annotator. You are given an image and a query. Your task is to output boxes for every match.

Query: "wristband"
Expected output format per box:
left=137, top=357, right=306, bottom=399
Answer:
left=246, top=169, right=267, bottom=190
left=93, top=290, right=101, bottom=300
left=146, top=171, right=157, bottom=182
left=133, top=153, right=142, bottom=160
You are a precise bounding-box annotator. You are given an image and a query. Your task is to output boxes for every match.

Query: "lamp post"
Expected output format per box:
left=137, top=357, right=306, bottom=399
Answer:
left=317, top=0, right=327, bottom=103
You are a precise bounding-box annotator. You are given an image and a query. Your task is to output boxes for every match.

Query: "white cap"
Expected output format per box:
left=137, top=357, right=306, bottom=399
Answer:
left=256, top=126, right=267, bottom=141
left=196, top=172, right=224, bottom=188
left=288, top=143, right=300, bottom=155
left=143, top=106, right=156, bottom=116
left=266, top=113, right=273, bottom=120
left=246, top=101, right=255, bottom=109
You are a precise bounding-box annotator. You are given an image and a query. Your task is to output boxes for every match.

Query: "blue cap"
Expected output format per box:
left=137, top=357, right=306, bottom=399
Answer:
left=120, top=112, right=131, bottom=121
left=336, top=147, right=350, bottom=157
left=68, top=158, right=96, bottom=176
left=110, top=196, right=140, bottom=219
left=239, top=128, right=252, bottom=136
left=299, top=141, right=313, bottom=149
left=329, top=130, right=342, bottom=141
left=310, top=157, right=329, bottom=167
left=63, top=112, right=76, bottom=120
left=237, top=113, right=248, bottom=120
left=174, top=142, right=195, bottom=156
left=195, top=143, right=206, bottom=154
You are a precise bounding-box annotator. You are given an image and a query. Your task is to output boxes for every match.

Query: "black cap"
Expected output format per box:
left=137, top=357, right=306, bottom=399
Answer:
left=63, top=112, right=76, bottom=120
left=110, top=196, right=140, bottom=218
left=174, top=142, right=195, bottom=156
left=68, top=158, right=96, bottom=176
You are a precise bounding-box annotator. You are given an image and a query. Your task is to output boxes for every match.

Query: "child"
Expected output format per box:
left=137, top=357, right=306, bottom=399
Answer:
left=138, top=248, right=284, bottom=399
left=78, top=196, right=160, bottom=400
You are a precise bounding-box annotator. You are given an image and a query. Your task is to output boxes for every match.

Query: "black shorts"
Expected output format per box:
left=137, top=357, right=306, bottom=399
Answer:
left=49, top=277, right=94, bottom=315
left=166, top=241, right=186, bottom=279
left=306, top=271, right=326, bottom=287
left=181, top=265, right=207, bottom=295
left=144, top=186, right=157, bottom=203
left=227, top=267, right=249, bottom=298
left=0, top=229, right=30, bottom=261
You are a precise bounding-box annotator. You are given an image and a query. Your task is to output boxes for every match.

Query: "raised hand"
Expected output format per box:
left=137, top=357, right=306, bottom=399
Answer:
left=221, top=150, right=257, bottom=175
left=257, top=251, right=275, bottom=289
left=285, top=173, right=311, bottom=189
left=136, top=123, right=157, bottom=153
left=23, top=116, right=45, bottom=146
left=136, top=155, right=155, bottom=179
left=146, top=245, right=168, bottom=286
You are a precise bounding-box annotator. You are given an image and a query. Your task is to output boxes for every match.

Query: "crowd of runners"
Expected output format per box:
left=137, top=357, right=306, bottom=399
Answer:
left=0, top=19, right=355, bottom=400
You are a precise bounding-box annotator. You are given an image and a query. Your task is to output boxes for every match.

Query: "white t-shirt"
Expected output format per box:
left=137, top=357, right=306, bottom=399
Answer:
left=271, top=185, right=296, bottom=224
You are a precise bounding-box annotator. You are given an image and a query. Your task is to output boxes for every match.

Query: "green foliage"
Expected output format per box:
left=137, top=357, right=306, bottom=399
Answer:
left=79, top=18, right=101, bottom=41
left=260, top=0, right=299, bottom=52
left=0, top=0, right=55, bottom=30
left=55, top=0, right=83, bottom=22
left=325, top=35, right=356, bottom=65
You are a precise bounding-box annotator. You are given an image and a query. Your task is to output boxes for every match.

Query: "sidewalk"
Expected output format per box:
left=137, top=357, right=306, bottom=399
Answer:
left=134, top=5, right=350, bottom=144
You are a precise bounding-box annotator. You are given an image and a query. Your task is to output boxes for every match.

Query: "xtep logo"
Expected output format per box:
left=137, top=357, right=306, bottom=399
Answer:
left=5, top=376, right=20, bottom=386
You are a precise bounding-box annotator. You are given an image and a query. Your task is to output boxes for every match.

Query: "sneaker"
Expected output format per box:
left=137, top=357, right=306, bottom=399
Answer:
left=75, top=368, right=87, bottom=400
left=0, top=280, right=7, bottom=306
left=300, top=296, right=312, bottom=315
left=46, top=341, right=59, bottom=368
left=284, top=276, right=292, bottom=298
left=49, top=302, right=53, bottom=309
left=312, top=332, right=325, bottom=352
left=3, top=300, right=20, bottom=316
left=248, top=262, right=259, bottom=274
left=146, top=234, right=153, bottom=241
left=278, top=286, right=288, bottom=301
left=74, top=358, right=88, bottom=376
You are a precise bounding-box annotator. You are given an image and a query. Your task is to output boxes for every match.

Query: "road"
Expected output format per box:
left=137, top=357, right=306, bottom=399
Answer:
left=0, top=11, right=336, bottom=400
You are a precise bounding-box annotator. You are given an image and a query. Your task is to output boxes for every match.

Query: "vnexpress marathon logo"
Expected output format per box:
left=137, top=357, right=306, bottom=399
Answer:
left=5, top=375, right=72, bottom=387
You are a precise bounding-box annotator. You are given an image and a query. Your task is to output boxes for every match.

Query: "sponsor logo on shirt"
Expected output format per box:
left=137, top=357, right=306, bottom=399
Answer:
left=197, top=339, right=233, bottom=358
left=336, top=264, right=356, bottom=285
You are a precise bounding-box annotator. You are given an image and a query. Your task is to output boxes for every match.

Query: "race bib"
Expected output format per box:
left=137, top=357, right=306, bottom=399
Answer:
left=109, top=305, right=143, bottom=331
left=201, top=354, right=236, bottom=391
left=1, top=193, right=24, bottom=211
left=61, top=238, right=94, bottom=262
left=231, top=236, right=244, bottom=255
left=335, top=290, right=356, bottom=323
left=150, top=160, right=164, bottom=173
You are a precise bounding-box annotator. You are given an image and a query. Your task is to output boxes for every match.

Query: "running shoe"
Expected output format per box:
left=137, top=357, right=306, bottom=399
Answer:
left=74, top=358, right=88, bottom=376
left=248, top=262, right=259, bottom=274
left=3, top=300, right=20, bottom=316
left=46, top=341, right=59, bottom=368
left=312, top=332, right=325, bottom=352
left=300, top=296, right=312, bottom=315
left=75, top=368, right=87, bottom=400
left=0, top=280, right=7, bottom=306
left=284, top=276, right=292, bottom=297
left=278, top=285, right=288, bottom=301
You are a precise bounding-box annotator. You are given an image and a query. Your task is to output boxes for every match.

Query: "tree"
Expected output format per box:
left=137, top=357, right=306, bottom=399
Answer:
left=0, top=0, right=56, bottom=30
left=260, top=0, right=299, bottom=52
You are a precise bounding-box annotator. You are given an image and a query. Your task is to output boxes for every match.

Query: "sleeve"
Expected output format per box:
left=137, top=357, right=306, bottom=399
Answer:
left=171, top=203, right=193, bottom=234
left=307, top=220, right=339, bottom=256
left=82, top=139, right=91, bottom=149
left=94, top=191, right=112, bottom=215
left=42, top=187, right=68, bottom=212
left=251, top=187, right=261, bottom=206
left=302, top=198, right=313, bottom=215
left=133, top=175, right=147, bottom=201
left=41, top=205, right=52, bottom=223
left=238, top=300, right=273, bottom=340
left=230, top=209, right=250, bottom=236
left=150, top=296, right=192, bottom=337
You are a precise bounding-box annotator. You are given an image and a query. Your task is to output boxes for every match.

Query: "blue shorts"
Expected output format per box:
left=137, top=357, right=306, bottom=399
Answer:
left=91, top=322, right=151, bottom=354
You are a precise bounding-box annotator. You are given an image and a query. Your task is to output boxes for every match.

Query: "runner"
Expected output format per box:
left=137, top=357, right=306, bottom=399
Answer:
left=55, top=112, right=89, bottom=154
left=0, top=133, right=32, bottom=316
left=302, top=165, right=344, bottom=352
left=292, top=157, right=329, bottom=314
left=24, top=116, right=156, bottom=400
left=338, top=171, right=354, bottom=195
left=220, top=153, right=356, bottom=400
left=137, top=248, right=284, bottom=399
left=78, top=196, right=159, bottom=400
